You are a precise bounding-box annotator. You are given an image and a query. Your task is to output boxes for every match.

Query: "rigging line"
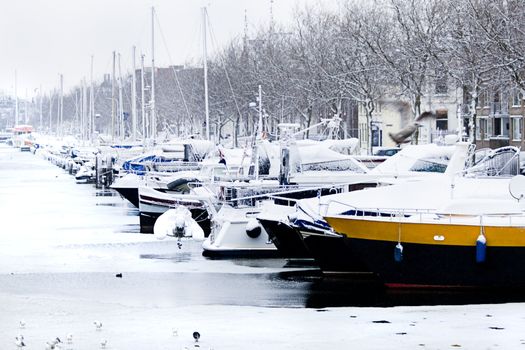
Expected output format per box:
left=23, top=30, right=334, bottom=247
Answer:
left=153, top=11, right=193, bottom=126
left=206, top=10, right=244, bottom=124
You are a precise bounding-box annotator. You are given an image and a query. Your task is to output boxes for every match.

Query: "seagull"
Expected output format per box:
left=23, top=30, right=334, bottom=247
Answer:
left=66, top=333, right=73, bottom=344
left=19, top=320, right=25, bottom=329
left=193, top=331, right=200, bottom=342
left=389, top=111, right=436, bottom=145
left=45, top=337, right=62, bottom=349
left=94, top=320, right=103, bottom=331
left=45, top=340, right=60, bottom=350
left=100, top=339, right=108, bottom=349
left=14, top=336, right=25, bottom=348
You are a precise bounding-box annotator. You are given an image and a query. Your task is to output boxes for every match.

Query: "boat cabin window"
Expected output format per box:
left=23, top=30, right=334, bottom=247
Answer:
left=409, top=159, right=447, bottom=173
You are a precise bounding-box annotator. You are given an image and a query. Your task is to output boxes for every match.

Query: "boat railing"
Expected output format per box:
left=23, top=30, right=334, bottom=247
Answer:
left=323, top=200, right=436, bottom=219
left=324, top=200, right=525, bottom=225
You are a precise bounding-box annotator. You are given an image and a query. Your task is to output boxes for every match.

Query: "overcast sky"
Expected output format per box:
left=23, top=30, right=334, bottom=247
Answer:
left=1, top=0, right=336, bottom=98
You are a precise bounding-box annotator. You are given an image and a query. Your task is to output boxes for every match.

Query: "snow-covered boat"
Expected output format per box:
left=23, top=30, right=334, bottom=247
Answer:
left=258, top=141, right=465, bottom=262
left=202, top=203, right=279, bottom=258
left=153, top=206, right=205, bottom=244
left=325, top=175, right=525, bottom=287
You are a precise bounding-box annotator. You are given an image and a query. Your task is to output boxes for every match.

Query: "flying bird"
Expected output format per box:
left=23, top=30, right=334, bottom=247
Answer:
left=389, top=111, right=436, bottom=145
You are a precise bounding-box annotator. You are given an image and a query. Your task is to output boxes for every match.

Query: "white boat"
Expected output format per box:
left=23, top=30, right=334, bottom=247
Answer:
left=256, top=140, right=469, bottom=262
left=202, top=203, right=279, bottom=257
left=153, top=205, right=205, bottom=242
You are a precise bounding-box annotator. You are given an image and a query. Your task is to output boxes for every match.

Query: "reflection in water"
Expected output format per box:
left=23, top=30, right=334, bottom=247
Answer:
left=278, top=271, right=525, bottom=309
left=118, top=224, right=141, bottom=234
left=94, top=190, right=119, bottom=197
left=140, top=252, right=192, bottom=263
left=95, top=203, right=119, bottom=207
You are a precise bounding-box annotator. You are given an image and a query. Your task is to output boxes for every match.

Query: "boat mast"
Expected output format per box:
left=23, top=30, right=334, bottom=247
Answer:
left=118, top=52, right=124, bottom=140
left=258, top=84, right=263, bottom=136
left=151, top=6, right=156, bottom=142
left=58, top=74, right=63, bottom=137
left=141, top=53, right=146, bottom=140
left=48, top=90, right=53, bottom=133
left=202, top=6, right=210, bottom=141
left=80, top=80, right=84, bottom=141
left=14, top=70, right=18, bottom=127
left=39, top=85, right=43, bottom=131
left=111, top=51, right=116, bottom=141
left=89, top=55, right=95, bottom=143
left=74, top=89, right=78, bottom=135
left=131, top=46, right=137, bottom=141
left=24, top=89, right=28, bottom=124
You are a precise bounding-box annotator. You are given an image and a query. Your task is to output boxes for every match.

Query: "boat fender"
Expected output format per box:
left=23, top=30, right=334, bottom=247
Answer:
left=394, top=243, right=403, bottom=262
left=246, top=218, right=261, bottom=238
left=476, top=233, right=487, bottom=263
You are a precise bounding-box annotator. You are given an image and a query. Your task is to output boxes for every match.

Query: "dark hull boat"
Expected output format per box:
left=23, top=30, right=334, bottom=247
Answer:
left=257, top=218, right=311, bottom=258
left=325, top=214, right=525, bottom=288
left=300, top=229, right=370, bottom=274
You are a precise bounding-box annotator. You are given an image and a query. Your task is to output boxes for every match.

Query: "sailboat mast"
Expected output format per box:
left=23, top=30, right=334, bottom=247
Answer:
left=111, top=51, right=116, bottom=141
left=131, top=46, right=137, bottom=141
left=202, top=7, right=210, bottom=141
left=141, top=54, right=146, bottom=140
left=14, top=70, right=18, bottom=127
left=59, top=74, right=63, bottom=137
left=80, top=80, right=84, bottom=141
left=118, top=52, right=124, bottom=139
left=39, top=85, right=43, bottom=131
left=258, top=84, right=263, bottom=134
left=151, top=6, right=156, bottom=142
left=89, top=56, right=95, bottom=143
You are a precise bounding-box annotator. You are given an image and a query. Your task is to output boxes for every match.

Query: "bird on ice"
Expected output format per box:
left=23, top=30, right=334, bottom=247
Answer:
left=100, top=339, right=108, bottom=349
left=172, top=328, right=178, bottom=337
left=193, top=331, right=201, bottom=342
left=66, top=333, right=73, bottom=344
left=45, top=337, right=61, bottom=350
left=19, top=320, right=25, bottom=329
left=14, top=336, right=25, bottom=348
left=94, top=320, right=103, bottom=331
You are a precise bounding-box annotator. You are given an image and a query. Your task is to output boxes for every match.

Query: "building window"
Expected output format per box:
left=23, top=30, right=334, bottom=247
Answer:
left=512, top=89, right=522, bottom=107
left=512, top=117, right=522, bottom=141
left=435, top=109, right=448, bottom=131
left=480, top=90, right=490, bottom=108
left=478, top=118, right=492, bottom=140
left=491, top=116, right=510, bottom=137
